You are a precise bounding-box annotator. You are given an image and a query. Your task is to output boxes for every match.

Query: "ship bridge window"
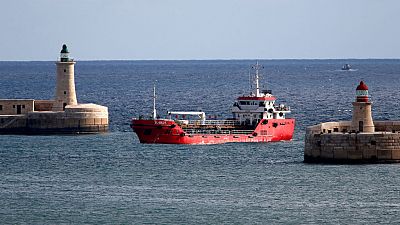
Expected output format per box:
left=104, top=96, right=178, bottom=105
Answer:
left=0, top=105, right=2, bottom=110
left=240, top=101, right=252, bottom=105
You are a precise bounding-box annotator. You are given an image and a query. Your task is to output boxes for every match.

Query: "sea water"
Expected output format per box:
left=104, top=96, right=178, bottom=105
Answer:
left=1, top=60, right=400, bottom=224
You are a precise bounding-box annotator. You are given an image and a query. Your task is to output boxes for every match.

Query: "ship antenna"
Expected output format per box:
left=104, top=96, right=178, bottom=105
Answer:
left=248, top=69, right=252, bottom=95
left=152, top=82, right=157, bottom=120
left=252, top=61, right=263, bottom=97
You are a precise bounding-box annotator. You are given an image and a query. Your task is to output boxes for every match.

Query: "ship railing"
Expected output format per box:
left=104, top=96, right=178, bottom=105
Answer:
left=186, top=120, right=240, bottom=126
left=231, top=130, right=254, bottom=134
left=183, top=129, right=254, bottom=135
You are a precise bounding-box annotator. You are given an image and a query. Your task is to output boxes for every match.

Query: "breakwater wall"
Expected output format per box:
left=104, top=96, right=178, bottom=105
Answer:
left=304, top=121, right=400, bottom=163
left=0, top=104, right=108, bottom=134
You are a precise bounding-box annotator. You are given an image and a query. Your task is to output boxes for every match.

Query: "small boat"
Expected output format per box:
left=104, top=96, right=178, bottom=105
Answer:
left=341, top=64, right=351, bottom=71
left=130, top=62, right=295, bottom=144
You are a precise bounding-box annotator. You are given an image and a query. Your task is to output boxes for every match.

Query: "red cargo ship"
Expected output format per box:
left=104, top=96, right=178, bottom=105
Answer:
left=130, top=62, right=295, bottom=144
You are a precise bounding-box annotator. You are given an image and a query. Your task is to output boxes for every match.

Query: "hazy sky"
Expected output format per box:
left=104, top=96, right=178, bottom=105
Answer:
left=1, top=0, right=399, bottom=60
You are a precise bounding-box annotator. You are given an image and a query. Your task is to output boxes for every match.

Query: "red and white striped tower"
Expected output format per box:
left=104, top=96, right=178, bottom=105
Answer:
left=351, top=81, right=374, bottom=132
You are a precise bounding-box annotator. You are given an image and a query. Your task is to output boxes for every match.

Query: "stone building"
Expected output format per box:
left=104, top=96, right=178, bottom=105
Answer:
left=305, top=81, right=400, bottom=163
left=0, top=45, right=108, bottom=134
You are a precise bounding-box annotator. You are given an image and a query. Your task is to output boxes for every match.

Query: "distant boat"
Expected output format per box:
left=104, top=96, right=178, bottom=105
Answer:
left=341, top=64, right=351, bottom=71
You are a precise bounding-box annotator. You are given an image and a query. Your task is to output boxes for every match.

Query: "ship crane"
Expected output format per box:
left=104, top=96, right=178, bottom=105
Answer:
left=167, top=111, right=206, bottom=125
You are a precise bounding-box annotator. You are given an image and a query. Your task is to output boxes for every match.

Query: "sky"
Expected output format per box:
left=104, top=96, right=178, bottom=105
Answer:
left=1, top=0, right=399, bottom=60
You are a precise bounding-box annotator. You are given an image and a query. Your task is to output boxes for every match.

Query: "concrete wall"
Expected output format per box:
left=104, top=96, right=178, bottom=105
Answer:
left=306, top=121, right=352, bottom=135
left=305, top=121, right=400, bottom=163
left=306, top=121, right=400, bottom=135
left=0, top=99, right=34, bottom=115
left=374, top=121, right=400, bottom=132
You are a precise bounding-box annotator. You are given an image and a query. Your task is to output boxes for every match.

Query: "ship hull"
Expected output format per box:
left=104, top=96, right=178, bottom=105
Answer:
left=130, top=118, right=295, bottom=144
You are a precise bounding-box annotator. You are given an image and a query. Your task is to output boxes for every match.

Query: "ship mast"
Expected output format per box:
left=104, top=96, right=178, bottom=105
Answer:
left=252, top=61, right=263, bottom=97
left=152, top=83, right=157, bottom=120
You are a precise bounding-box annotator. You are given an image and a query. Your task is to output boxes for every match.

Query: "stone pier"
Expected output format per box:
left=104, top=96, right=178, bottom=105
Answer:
left=304, top=121, right=400, bottom=163
left=304, top=81, right=400, bottom=164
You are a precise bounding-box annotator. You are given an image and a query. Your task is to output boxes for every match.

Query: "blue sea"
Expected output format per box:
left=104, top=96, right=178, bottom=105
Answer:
left=1, top=59, right=400, bottom=224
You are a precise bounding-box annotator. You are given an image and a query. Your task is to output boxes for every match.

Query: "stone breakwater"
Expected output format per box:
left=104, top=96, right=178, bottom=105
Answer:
left=0, top=44, right=109, bottom=135
left=304, top=121, right=400, bottom=163
left=0, top=104, right=108, bottom=134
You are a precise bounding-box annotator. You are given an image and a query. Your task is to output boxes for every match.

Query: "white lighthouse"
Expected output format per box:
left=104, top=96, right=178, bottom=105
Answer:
left=351, top=81, right=375, bottom=133
left=52, top=44, right=78, bottom=111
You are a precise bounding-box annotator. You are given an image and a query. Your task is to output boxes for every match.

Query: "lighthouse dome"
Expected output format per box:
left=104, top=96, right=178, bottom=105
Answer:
left=356, top=81, right=369, bottom=102
left=60, top=44, right=69, bottom=53
left=356, top=81, right=368, bottom=91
